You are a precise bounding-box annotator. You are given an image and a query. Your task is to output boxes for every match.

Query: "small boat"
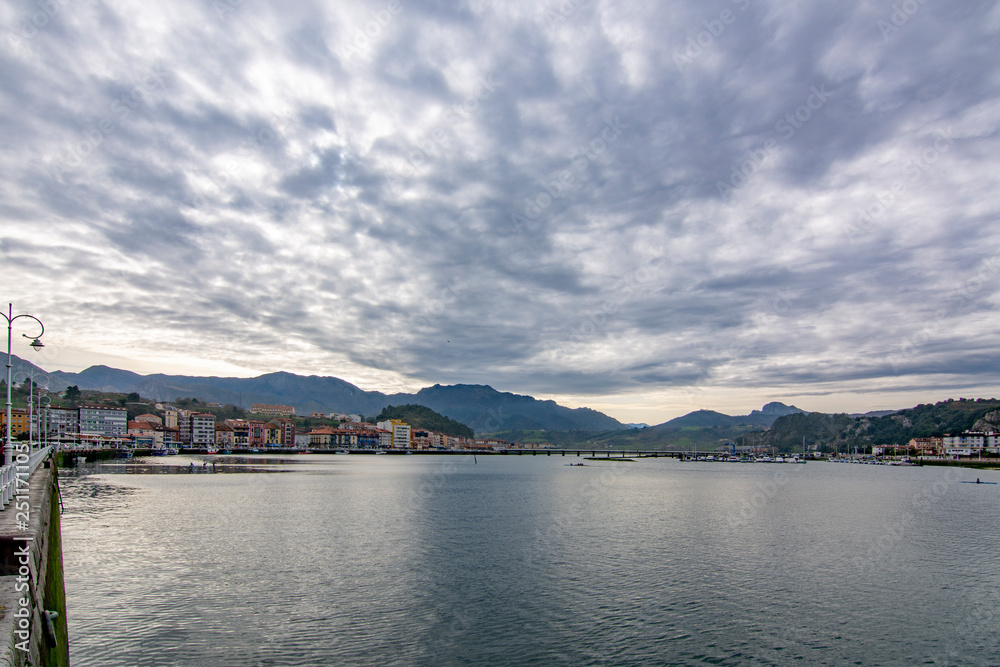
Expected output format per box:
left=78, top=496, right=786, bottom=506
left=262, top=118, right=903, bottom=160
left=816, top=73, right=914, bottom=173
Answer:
left=206, top=447, right=219, bottom=455
left=165, top=448, right=178, bottom=455
left=116, top=450, right=133, bottom=460
left=151, top=449, right=167, bottom=456
left=565, top=463, right=587, bottom=467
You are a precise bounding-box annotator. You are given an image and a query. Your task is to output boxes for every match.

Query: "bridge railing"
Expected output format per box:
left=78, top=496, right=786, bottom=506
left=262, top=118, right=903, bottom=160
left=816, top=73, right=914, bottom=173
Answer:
left=0, top=445, right=52, bottom=508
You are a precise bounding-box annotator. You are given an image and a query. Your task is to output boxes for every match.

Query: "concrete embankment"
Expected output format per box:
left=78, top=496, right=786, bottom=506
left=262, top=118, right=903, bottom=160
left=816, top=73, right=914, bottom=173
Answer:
left=0, top=461, right=69, bottom=666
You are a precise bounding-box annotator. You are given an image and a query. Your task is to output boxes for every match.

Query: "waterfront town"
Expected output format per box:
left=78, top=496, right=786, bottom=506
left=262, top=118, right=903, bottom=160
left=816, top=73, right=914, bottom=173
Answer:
left=0, top=401, right=514, bottom=452
left=2, top=398, right=1000, bottom=458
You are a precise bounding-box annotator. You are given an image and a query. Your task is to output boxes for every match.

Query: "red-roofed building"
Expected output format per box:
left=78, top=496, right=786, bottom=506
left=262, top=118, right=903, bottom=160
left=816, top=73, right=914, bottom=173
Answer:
left=216, top=422, right=234, bottom=447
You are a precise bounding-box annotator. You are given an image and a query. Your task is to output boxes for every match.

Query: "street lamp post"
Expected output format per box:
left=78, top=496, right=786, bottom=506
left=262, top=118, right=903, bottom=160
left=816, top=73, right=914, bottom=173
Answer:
left=37, top=393, right=51, bottom=451
left=13, top=368, right=49, bottom=453
left=4, top=303, right=45, bottom=467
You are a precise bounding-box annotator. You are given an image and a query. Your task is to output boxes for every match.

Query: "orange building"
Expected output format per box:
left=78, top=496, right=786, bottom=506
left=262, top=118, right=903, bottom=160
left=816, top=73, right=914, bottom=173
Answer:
left=908, top=437, right=943, bottom=455
left=0, top=408, right=30, bottom=438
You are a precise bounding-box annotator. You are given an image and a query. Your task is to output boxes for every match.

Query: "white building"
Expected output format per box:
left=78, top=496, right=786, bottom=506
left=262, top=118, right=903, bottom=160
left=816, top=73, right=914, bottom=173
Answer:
left=377, top=420, right=411, bottom=448
left=78, top=405, right=128, bottom=437
left=180, top=413, right=216, bottom=447
left=943, top=432, right=1000, bottom=457
left=335, top=414, right=362, bottom=423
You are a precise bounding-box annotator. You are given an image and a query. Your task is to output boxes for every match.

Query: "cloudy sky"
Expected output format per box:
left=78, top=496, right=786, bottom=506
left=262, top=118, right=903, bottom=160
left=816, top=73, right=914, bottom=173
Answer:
left=2, top=0, right=999, bottom=424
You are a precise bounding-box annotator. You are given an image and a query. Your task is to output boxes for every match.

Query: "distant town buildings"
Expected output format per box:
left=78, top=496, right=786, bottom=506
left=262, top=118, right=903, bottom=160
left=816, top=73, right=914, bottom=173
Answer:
left=250, top=404, right=296, bottom=417
left=907, top=437, right=943, bottom=456
left=377, top=419, right=412, bottom=449
left=883, top=433, right=1000, bottom=458
left=77, top=405, right=128, bottom=437
left=942, top=432, right=1000, bottom=457
left=215, top=422, right=234, bottom=447
left=334, top=414, right=362, bottom=423
left=309, top=425, right=386, bottom=449
left=127, top=419, right=176, bottom=448
left=45, top=407, right=78, bottom=438
left=13, top=398, right=495, bottom=453
left=183, top=413, right=217, bottom=448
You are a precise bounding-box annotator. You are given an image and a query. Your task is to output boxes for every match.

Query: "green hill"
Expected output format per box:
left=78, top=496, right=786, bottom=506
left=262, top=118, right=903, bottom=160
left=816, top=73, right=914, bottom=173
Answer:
left=372, top=404, right=474, bottom=438
left=736, top=398, right=1000, bottom=453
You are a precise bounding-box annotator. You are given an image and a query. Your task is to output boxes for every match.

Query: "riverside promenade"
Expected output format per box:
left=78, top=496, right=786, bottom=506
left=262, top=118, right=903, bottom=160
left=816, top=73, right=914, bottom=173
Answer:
left=0, top=447, right=69, bottom=667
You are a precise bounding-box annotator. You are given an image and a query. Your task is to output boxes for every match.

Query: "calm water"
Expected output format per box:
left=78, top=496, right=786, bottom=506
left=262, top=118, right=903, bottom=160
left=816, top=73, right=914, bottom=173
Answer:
left=59, top=455, right=1000, bottom=666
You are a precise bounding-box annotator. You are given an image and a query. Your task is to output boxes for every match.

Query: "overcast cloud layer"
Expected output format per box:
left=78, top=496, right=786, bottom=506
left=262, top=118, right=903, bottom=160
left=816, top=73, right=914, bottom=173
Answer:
left=2, top=0, right=999, bottom=423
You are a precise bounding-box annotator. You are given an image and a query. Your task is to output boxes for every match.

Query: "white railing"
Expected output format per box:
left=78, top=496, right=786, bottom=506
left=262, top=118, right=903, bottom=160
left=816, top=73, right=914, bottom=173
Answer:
left=0, top=445, right=52, bottom=508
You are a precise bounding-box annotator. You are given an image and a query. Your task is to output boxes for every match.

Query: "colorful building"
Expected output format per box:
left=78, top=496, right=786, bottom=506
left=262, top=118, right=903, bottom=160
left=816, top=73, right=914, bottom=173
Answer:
left=0, top=408, right=30, bottom=438
left=376, top=419, right=411, bottom=449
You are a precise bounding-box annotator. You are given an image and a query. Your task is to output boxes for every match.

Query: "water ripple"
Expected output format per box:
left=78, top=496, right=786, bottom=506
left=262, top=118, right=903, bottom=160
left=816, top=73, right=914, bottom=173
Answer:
left=59, top=458, right=1000, bottom=665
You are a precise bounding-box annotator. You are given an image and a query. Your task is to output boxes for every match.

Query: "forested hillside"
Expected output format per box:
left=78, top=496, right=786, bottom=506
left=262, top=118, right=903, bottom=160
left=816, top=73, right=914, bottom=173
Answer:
left=372, top=404, right=475, bottom=438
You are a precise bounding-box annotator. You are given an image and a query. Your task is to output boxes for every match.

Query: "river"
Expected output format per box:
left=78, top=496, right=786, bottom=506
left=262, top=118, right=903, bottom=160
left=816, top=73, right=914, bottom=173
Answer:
left=59, top=454, right=1000, bottom=665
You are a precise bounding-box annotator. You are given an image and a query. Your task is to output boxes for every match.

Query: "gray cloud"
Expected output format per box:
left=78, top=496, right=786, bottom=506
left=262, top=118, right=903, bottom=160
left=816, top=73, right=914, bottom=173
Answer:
left=2, top=0, right=999, bottom=421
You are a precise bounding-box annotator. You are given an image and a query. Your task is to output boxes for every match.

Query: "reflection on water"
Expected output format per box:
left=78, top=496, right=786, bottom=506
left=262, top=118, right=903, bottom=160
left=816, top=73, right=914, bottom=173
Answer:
left=66, top=454, right=308, bottom=476
left=60, top=457, right=1000, bottom=666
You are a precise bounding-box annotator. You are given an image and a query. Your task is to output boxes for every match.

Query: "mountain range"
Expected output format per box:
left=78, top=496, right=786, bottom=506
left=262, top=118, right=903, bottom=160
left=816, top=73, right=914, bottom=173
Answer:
left=11, top=357, right=625, bottom=433
left=647, top=401, right=805, bottom=431
left=7, top=356, right=855, bottom=438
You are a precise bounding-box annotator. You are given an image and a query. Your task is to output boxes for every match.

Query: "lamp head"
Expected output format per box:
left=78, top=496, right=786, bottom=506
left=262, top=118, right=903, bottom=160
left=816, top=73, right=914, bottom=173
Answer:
left=29, top=338, right=44, bottom=352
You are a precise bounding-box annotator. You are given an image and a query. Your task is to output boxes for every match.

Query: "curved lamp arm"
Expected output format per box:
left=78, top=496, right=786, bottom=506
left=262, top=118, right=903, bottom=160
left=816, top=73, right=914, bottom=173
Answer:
left=11, top=315, right=45, bottom=350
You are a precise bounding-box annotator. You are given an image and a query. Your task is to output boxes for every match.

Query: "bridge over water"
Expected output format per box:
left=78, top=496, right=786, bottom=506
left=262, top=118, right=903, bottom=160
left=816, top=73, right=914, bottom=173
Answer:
left=57, top=447, right=691, bottom=459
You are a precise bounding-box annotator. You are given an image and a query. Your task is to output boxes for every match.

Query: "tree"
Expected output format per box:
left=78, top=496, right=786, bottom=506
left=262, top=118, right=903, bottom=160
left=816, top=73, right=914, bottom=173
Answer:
left=127, top=392, right=141, bottom=403
left=64, top=385, right=81, bottom=402
left=372, top=404, right=475, bottom=438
